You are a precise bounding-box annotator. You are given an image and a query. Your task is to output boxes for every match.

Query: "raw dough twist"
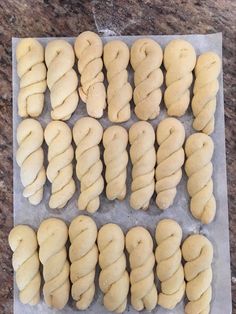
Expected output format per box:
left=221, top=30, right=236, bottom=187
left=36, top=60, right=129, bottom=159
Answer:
left=192, top=52, right=221, bottom=134
left=182, top=234, right=213, bottom=314
left=130, top=38, right=163, bottom=120
left=74, top=31, right=106, bottom=118
left=103, top=126, right=128, bottom=201
left=126, top=226, right=158, bottom=311
left=103, top=40, right=132, bottom=122
left=16, top=38, right=47, bottom=117
left=69, top=215, right=98, bottom=310
left=155, top=219, right=185, bottom=309
left=16, top=118, right=46, bottom=205
left=37, top=218, right=70, bottom=309
left=45, top=39, right=78, bottom=120
left=8, top=225, right=41, bottom=305
left=129, top=121, right=156, bottom=210
left=73, top=117, right=104, bottom=213
left=155, top=118, right=185, bottom=209
left=185, top=133, right=215, bottom=224
left=164, top=39, right=196, bottom=116
left=98, top=223, right=129, bottom=313
left=44, top=121, right=75, bottom=209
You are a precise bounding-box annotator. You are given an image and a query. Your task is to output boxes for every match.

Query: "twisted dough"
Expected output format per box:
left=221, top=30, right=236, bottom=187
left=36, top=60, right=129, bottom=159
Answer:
left=164, top=39, right=196, bottom=116
left=98, top=223, right=129, bottom=313
left=103, top=126, right=128, bottom=201
left=192, top=52, right=221, bottom=134
left=185, top=133, right=215, bottom=224
left=16, top=118, right=46, bottom=205
left=129, top=121, right=156, bottom=210
left=37, top=218, right=70, bottom=309
left=8, top=225, right=41, bottom=305
left=45, top=39, right=78, bottom=120
left=69, top=215, right=98, bottom=310
left=74, top=31, right=106, bottom=118
left=155, top=118, right=185, bottom=209
left=44, top=121, right=75, bottom=209
left=126, top=226, right=158, bottom=311
left=182, top=234, right=213, bottom=314
left=130, top=38, right=163, bottom=120
left=155, top=219, right=185, bottom=309
left=103, top=40, right=132, bottom=122
left=16, top=38, right=46, bottom=117
left=73, top=117, right=104, bottom=213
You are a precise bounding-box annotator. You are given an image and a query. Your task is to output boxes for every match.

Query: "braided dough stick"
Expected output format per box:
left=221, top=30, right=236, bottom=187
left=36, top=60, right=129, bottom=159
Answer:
left=126, top=226, right=158, bottom=311
left=98, top=223, right=129, bottom=313
left=73, top=117, right=104, bottom=213
left=182, top=234, right=213, bottom=314
left=37, top=218, right=70, bottom=309
left=44, top=121, right=75, bottom=209
left=8, top=225, right=41, bottom=305
left=164, top=39, right=196, bottom=116
left=16, top=38, right=46, bottom=117
left=129, top=121, right=156, bottom=210
left=185, top=133, right=215, bottom=224
left=192, top=52, right=221, bottom=134
left=16, top=118, right=46, bottom=205
left=103, top=40, right=132, bottom=122
left=103, top=126, right=128, bottom=201
left=130, top=38, right=163, bottom=120
left=155, top=219, right=185, bottom=309
left=69, top=215, right=98, bottom=310
left=155, top=118, right=185, bottom=210
left=74, top=31, right=106, bottom=118
left=45, top=39, right=79, bottom=120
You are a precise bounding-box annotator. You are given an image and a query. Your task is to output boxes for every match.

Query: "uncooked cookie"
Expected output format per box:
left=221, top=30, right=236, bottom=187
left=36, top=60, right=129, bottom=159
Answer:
left=131, top=38, right=163, bottom=120
left=16, top=118, right=46, bottom=205
left=103, top=40, right=132, bottom=122
left=45, top=39, right=79, bottom=120
left=8, top=225, right=41, bottom=305
left=16, top=38, right=46, bottom=117
left=74, top=31, right=106, bottom=118
left=164, top=39, right=196, bottom=116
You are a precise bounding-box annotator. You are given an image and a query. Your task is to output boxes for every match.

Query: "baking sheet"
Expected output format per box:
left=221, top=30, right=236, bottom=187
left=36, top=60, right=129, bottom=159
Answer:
left=12, top=33, right=232, bottom=314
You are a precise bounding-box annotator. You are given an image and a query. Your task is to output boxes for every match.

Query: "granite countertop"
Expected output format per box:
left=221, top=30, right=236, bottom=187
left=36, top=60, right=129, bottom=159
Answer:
left=0, top=0, right=235, bottom=312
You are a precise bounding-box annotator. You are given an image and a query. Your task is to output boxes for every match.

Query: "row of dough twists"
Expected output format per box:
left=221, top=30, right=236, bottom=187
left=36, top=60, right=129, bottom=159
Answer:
left=9, top=217, right=213, bottom=313
left=16, top=33, right=221, bottom=133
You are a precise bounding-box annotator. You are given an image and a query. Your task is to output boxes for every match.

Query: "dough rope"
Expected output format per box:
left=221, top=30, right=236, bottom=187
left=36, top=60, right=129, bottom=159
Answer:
left=129, top=121, right=156, bottom=210
left=16, top=38, right=47, bottom=117
left=103, top=126, right=128, bottom=201
left=73, top=117, right=104, bottom=213
left=16, top=118, right=46, bottom=205
left=74, top=31, right=106, bottom=118
left=185, top=133, right=215, bottom=224
left=98, top=223, right=129, bottom=313
left=164, top=39, right=196, bottom=116
left=155, top=118, right=185, bottom=209
left=182, top=234, right=213, bottom=314
left=37, top=218, right=70, bottom=309
left=130, top=38, right=163, bottom=120
left=45, top=39, right=79, bottom=120
left=126, top=226, right=158, bottom=311
left=192, top=52, right=221, bottom=134
left=155, top=219, right=185, bottom=309
left=8, top=225, right=41, bottom=305
left=69, top=215, right=98, bottom=310
left=103, top=40, right=132, bottom=122
left=44, top=121, right=75, bottom=209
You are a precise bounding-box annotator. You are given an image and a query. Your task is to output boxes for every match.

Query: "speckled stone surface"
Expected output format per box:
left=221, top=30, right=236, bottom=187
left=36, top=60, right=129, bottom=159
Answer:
left=0, top=0, right=235, bottom=313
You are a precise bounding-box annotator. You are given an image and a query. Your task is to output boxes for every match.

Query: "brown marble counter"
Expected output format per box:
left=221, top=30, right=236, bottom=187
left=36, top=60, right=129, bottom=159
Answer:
left=0, top=0, right=235, bottom=312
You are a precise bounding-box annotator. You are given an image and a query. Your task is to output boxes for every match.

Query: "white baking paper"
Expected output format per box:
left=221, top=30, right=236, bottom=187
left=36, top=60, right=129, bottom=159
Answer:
left=12, top=33, right=232, bottom=314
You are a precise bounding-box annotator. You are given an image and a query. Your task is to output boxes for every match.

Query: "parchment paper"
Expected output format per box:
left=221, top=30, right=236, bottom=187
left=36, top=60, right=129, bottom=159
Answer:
left=12, top=33, right=232, bottom=314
